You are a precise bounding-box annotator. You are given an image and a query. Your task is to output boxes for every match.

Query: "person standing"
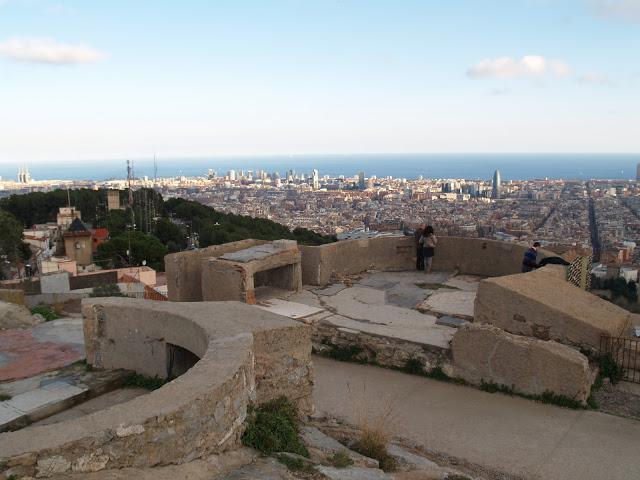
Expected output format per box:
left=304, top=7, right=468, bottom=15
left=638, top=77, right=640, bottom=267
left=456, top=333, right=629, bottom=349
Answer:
left=522, top=242, right=540, bottom=272
left=421, top=225, right=437, bottom=274
left=414, top=223, right=425, bottom=270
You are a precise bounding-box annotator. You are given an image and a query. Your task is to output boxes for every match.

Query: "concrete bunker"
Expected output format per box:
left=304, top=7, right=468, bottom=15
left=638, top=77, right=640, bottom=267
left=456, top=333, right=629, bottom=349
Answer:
left=201, top=240, right=303, bottom=304
left=0, top=298, right=314, bottom=478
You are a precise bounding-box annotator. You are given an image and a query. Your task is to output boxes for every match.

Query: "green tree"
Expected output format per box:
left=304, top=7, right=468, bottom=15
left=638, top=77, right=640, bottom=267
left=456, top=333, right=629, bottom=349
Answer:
left=96, top=231, right=168, bottom=271
left=0, top=209, right=28, bottom=265
left=154, top=218, right=187, bottom=252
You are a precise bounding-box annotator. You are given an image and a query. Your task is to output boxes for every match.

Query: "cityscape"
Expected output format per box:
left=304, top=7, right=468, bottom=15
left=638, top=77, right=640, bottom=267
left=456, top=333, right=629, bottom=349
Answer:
left=1, top=0, right=640, bottom=479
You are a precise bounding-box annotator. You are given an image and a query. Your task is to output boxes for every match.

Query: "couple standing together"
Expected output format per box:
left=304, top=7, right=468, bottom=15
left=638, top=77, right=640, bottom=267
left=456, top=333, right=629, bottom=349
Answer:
left=414, top=224, right=437, bottom=273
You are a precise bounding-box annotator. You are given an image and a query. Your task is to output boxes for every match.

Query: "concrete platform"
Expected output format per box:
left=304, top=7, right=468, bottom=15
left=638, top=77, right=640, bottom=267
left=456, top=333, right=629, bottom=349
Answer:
left=277, top=271, right=478, bottom=351
left=0, top=318, right=85, bottom=381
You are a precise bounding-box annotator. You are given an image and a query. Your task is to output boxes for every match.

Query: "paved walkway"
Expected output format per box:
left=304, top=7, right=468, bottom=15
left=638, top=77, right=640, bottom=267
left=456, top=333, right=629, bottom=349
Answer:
left=314, top=356, right=640, bottom=480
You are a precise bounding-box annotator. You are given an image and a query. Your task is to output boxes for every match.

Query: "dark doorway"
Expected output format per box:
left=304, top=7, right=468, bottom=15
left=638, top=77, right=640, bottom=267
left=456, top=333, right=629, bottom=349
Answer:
left=166, top=343, right=200, bottom=378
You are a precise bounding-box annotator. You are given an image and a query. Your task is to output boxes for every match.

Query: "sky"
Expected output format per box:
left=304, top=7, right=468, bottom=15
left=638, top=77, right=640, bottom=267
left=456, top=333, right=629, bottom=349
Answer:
left=0, top=0, right=639, bottom=165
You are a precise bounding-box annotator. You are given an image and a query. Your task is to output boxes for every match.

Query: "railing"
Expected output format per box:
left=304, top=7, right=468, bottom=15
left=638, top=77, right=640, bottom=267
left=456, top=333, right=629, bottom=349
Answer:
left=600, top=336, right=640, bottom=383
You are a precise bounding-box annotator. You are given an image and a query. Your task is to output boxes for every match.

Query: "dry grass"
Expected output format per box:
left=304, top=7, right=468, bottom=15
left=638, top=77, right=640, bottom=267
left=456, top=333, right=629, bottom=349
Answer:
left=347, top=381, right=400, bottom=471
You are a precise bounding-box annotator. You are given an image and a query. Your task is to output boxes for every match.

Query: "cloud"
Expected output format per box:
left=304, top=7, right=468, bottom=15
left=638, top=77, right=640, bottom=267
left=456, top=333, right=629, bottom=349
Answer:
left=467, top=55, right=571, bottom=79
left=577, top=72, right=613, bottom=85
left=490, top=87, right=510, bottom=95
left=589, top=0, right=640, bottom=23
left=0, top=37, right=104, bottom=64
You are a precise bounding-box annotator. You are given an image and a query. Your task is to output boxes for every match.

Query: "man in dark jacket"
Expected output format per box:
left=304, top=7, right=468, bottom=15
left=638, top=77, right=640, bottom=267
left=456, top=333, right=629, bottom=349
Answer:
left=522, top=242, right=540, bottom=272
left=414, top=223, right=425, bottom=270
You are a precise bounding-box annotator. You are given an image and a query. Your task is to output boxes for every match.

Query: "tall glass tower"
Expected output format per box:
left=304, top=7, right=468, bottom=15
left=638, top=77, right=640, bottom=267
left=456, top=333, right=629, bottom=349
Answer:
left=492, top=170, right=501, bottom=199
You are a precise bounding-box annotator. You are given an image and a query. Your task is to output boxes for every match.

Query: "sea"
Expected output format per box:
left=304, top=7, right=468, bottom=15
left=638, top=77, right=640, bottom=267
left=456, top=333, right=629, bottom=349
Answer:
left=1, top=154, right=638, bottom=182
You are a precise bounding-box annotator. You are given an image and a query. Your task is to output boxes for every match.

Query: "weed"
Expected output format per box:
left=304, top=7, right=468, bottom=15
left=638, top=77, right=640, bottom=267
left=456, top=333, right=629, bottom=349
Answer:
left=0, top=393, right=12, bottom=401
left=276, top=454, right=316, bottom=473
left=7, top=475, right=18, bottom=480
left=328, top=451, right=354, bottom=468
left=89, top=284, right=124, bottom=297
left=597, top=353, right=623, bottom=385
left=30, top=304, right=59, bottom=321
left=403, top=357, right=425, bottom=375
left=242, top=396, right=309, bottom=457
left=426, top=365, right=452, bottom=382
left=321, top=340, right=365, bottom=363
left=122, top=372, right=167, bottom=390
left=348, top=382, right=398, bottom=472
left=480, top=380, right=515, bottom=395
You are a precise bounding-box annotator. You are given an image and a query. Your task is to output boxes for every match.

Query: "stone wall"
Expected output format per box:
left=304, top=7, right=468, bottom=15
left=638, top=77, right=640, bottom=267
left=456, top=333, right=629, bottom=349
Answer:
left=452, top=323, right=595, bottom=405
left=474, top=265, right=633, bottom=351
left=313, top=319, right=452, bottom=374
left=0, top=298, right=313, bottom=478
left=300, top=236, right=549, bottom=286
left=0, top=289, right=24, bottom=306
left=165, top=239, right=269, bottom=301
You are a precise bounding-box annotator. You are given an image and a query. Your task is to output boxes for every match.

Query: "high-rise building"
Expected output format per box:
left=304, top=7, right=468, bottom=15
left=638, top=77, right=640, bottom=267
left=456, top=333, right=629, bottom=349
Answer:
left=17, top=166, right=31, bottom=184
left=358, top=171, right=366, bottom=190
left=492, top=170, right=502, bottom=199
left=311, top=169, right=319, bottom=190
left=636, top=163, right=640, bottom=181
left=228, top=170, right=236, bottom=181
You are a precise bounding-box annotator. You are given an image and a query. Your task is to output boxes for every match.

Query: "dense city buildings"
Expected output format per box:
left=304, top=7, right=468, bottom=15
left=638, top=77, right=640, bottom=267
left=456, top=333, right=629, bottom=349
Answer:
left=3, top=164, right=640, bottom=281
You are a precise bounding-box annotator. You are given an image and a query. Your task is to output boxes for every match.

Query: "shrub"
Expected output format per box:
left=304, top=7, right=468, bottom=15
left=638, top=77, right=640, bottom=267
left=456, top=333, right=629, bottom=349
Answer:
left=0, top=393, right=12, bottom=401
left=328, top=451, right=354, bottom=468
left=122, top=372, right=167, bottom=390
left=403, top=358, right=425, bottom=375
left=89, top=284, right=124, bottom=297
left=276, top=454, right=316, bottom=473
left=30, top=304, right=59, bottom=321
left=598, top=353, right=624, bottom=385
left=353, top=427, right=397, bottom=472
left=242, top=396, right=309, bottom=457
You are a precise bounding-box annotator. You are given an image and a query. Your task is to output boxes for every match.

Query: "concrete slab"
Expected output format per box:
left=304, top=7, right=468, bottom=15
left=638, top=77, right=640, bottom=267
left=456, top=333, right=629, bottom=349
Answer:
left=31, top=318, right=84, bottom=347
left=444, top=275, right=482, bottom=292
left=435, top=316, right=469, bottom=328
left=6, top=383, right=86, bottom=413
left=255, top=299, right=324, bottom=320
left=0, top=402, right=23, bottom=425
left=220, top=243, right=292, bottom=263
left=418, top=290, right=476, bottom=319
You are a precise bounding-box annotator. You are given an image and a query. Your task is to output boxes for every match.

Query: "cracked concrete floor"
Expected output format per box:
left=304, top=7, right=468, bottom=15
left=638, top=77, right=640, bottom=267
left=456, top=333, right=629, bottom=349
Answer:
left=273, top=270, right=483, bottom=350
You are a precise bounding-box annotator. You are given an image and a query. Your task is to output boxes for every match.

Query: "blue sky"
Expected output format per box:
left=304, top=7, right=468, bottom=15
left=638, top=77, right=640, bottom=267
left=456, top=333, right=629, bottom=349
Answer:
left=0, top=0, right=638, bottom=164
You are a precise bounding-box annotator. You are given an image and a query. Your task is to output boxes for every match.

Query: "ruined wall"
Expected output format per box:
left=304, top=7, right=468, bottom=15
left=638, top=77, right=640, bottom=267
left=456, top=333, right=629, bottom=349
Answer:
left=300, top=236, right=548, bottom=286
left=475, top=266, right=633, bottom=351
left=0, top=299, right=313, bottom=478
left=0, top=289, right=24, bottom=306
left=165, top=239, right=269, bottom=301
left=452, top=323, right=595, bottom=405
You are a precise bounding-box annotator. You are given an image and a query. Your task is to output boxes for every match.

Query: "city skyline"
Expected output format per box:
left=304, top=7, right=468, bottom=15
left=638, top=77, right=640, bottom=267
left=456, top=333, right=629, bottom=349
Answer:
left=0, top=0, right=639, bottom=164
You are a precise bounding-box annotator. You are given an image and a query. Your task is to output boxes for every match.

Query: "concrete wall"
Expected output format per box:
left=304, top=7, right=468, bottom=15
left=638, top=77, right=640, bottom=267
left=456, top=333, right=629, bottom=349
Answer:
left=165, top=239, right=268, bottom=301
left=300, top=236, right=549, bottom=286
left=0, top=298, right=313, bottom=478
left=475, top=265, right=633, bottom=351
left=69, top=271, right=118, bottom=291
left=452, top=323, right=595, bottom=405
left=0, top=289, right=25, bottom=306
left=40, top=271, right=71, bottom=294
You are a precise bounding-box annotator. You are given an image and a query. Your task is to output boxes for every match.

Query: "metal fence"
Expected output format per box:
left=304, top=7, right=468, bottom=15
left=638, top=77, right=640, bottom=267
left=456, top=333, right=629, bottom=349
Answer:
left=600, top=336, right=640, bottom=384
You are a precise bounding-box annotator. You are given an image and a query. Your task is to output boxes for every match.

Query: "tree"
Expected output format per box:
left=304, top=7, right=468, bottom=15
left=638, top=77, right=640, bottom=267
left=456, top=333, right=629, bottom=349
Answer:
left=96, top=231, right=168, bottom=272
left=154, top=218, right=187, bottom=252
left=0, top=209, right=28, bottom=265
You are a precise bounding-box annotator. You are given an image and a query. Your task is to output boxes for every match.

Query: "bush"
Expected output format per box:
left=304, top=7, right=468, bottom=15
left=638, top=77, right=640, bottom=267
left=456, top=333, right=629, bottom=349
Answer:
left=89, top=284, right=124, bottom=297
left=30, top=304, right=59, bottom=321
left=122, top=372, right=167, bottom=390
left=328, top=451, right=354, bottom=468
left=598, top=353, right=624, bottom=384
left=242, top=396, right=309, bottom=457
left=353, top=427, right=397, bottom=472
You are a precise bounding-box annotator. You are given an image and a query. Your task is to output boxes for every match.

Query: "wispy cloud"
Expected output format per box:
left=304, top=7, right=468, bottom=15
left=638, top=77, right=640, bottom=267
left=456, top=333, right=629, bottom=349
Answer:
left=588, top=0, right=640, bottom=23
left=467, top=55, right=570, bottom=79
left=0, top=37, right=104, bottom=64
left=577, top=72, right=613, bottom=85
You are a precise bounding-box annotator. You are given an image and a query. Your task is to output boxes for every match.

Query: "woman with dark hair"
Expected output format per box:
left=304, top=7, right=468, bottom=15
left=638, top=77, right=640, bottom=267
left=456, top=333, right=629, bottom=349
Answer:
left=420, top=225, right=437, bottom=274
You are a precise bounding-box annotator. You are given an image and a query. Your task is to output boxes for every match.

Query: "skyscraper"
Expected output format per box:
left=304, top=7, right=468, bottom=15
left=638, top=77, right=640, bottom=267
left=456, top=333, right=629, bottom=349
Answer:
left=358, top=171, right=366, bottom=190
left=311, top=169, right=319, bottom=190
left=492, top=170, right=501, bottom=199
left=636, top=163, right=640, bottom=181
